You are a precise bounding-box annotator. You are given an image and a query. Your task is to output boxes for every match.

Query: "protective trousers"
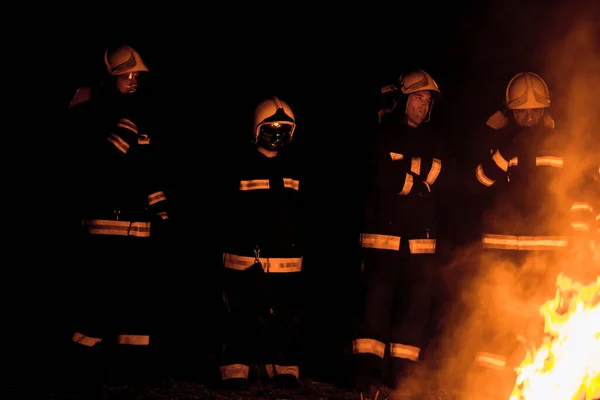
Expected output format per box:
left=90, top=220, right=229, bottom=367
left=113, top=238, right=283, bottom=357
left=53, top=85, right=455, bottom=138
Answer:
left=352, top=243, right=435, bottom=389
left=219, top=264, right=303, bottom=382
left=69, top=234, right=163, bottom=384
left=462, top=247, right=565, bottom=399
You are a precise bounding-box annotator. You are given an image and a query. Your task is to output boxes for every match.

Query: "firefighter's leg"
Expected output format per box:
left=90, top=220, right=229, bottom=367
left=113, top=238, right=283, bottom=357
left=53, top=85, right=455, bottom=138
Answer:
left=66, top=236, right=109, bottom=397
left=465, top=248, right=522, bottom=400
left=352, top=249, right=400, bottom=397
left=219, top=267, right=261, bottom=387
left=110, top=240, right=165, bottom=387
left=389, top=253, right=434, bottom=392
left=265, top=272, right=303, bottom=388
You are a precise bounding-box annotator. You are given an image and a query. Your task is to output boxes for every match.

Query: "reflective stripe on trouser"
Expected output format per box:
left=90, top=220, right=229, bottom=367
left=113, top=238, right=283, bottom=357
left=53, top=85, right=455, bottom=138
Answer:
left=220, top=364, right=250, bottom=380
left=72, top=332, right=150, bottom=346
left=223, top=253, right=303, bottom=273
left=475, top=352, right=506, bottom=370
left=265, top=364, right=299, bottom=379
left=352, top=338, right=386, bottom=358
left=389, top=343, right=420, bottom=361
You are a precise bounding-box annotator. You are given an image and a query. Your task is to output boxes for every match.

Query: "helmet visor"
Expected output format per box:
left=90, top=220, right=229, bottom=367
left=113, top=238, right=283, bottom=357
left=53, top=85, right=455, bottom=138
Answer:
left=257, top=122, right=295, bottom=148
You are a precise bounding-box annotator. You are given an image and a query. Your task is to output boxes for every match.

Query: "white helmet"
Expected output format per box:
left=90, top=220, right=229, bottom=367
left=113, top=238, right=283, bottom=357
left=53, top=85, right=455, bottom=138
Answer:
left=253, top=96, right=296, bottom=151
left=397, top=69, right=441, bottom=95
left=505, top=72, right=550, bottom=109
left=104, top=44, right=149, bottom=76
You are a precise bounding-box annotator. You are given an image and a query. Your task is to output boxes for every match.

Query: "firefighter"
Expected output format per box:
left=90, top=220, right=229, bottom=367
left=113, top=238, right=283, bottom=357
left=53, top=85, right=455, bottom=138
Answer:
left=352, top=69, right=449, bottom=399
left=217, top=96, right=305, bottom=390
left=466, top=72, right=576, bottom=398
left=65, top=44, right=170, bottom=393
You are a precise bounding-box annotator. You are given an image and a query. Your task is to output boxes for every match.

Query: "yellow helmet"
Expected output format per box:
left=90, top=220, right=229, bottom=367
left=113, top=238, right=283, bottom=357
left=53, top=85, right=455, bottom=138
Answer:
left=397, top=69, right=441, bottom=95
left=253, top=96, right=296, bottom=151
left=104, top=45, right=149, bottom=76
left=505, top=72, right=550, bottom=109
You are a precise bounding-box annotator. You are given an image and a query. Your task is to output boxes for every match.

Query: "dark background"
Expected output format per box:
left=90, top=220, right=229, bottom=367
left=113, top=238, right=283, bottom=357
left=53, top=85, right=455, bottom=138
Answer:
left=19, top=0, right=599, bottom=389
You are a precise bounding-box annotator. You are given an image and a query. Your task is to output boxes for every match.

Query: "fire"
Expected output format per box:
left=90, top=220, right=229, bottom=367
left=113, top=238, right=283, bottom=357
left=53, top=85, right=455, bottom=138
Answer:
left=510, top=274, right=600, bottom=400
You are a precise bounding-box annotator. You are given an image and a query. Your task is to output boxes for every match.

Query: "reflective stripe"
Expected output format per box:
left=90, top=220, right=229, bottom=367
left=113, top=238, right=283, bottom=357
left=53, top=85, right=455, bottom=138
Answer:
left=360, top=235, right=434, bottom=253
left=82, top=219, right=151, bottom=238
left=475, top=352, right=506, bottom=370
left=360, top=233, right=401, bottom=251
left=137, top=134, right=150, bottom=145
left=482, top=233, right=568, bottom=250
left=570, top=202, right=593, bottom=212
left=72, top=332, right=102, bottom=347
left=390, top=343, right=420, bottom=361
left=117, top=118, right=138, bottom=134
left=117, top=335, right=149, bottom=345
left=352, top=338, right=385, bottom=358
left=265, top=364, right=299, bottom=379
left=239, top=179, right=270, bottom=190
left=223, top=253, right=302, bottom=273
left=399, top=173, right=413, bottom=195
left=390, top=152, right=404, bottom=161
left=425, top=158, right=442, bottom=186
left=220, top=364, right=249, bottom=380
left=408, top=238, right=436, bottom=254
left=476, top=164, right=495, bottom=187
left=492, top=150, right=509, bottom=172
left=283, top=178, right=300, bottom=190
left=148, top=191, right=167, bottom=206
left=410, top=157, right=421, bottom=175
left=536, top=156, right=563, bottom=167
left=571, top=222, right=589, bottom=232
left=107, top=133, right=130, bottom=154
left=239, top=178, right=300, bottom=191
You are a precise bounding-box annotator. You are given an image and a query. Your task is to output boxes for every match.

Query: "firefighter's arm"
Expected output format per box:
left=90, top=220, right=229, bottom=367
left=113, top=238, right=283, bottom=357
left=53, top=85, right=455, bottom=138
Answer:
left=473, top=148, right=512, bottom=189
left=374, top=153, right=432, bottom=197
left=105, top=117, right=141, bottom=156
left=142, top=140, right=170, bottom=222
left=469, top=112, right=513, bottom=192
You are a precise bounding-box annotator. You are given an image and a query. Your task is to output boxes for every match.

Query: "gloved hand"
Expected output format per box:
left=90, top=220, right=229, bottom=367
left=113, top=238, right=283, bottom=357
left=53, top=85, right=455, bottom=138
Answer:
left=412, top=175, right=431, bottom=198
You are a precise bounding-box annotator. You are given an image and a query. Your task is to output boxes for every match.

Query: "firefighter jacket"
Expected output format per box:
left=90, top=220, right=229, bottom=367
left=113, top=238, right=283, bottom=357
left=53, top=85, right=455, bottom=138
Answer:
left=67, top=84, right=169, bottom=239
left=360, top=114, right=448, bottom=253
left=473, top=115, right=574, bottom=250
left=219, top=143, right=304, bottom=273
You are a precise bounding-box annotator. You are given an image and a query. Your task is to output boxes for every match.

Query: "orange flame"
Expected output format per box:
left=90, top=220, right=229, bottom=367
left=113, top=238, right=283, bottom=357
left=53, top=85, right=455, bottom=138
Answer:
left=509, top=274, right=600, bottom=400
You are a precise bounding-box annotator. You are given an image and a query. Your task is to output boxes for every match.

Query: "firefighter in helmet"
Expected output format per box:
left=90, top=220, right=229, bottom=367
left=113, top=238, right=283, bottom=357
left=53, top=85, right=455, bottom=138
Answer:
left=217, top=96, right=305, bottom=389
left=464, top=72, right=580, bottom=398
left=352, top=69, right=451, bottom=399
left=65, top=44, right=170, bottom=394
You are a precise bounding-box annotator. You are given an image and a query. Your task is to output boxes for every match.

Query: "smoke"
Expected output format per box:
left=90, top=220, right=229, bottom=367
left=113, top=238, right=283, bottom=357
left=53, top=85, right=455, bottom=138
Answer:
left=541, top=3, right=600, bottom=207
left=399, top=1, right=600, bottom=398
